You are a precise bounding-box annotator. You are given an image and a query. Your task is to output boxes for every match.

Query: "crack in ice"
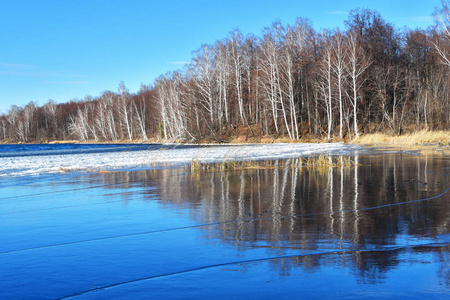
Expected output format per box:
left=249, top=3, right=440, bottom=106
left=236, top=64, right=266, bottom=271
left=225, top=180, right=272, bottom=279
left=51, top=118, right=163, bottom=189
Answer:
left=56, top=242, right=450, bottom=299
left=1, top=187, right=448, bottom=255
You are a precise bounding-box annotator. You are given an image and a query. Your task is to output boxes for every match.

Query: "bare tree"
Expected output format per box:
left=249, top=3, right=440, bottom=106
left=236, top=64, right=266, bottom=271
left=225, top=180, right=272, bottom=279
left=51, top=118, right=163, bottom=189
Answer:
left=346, top=32, right=371, bottom=136
left=189, top=44, right=217, bottom=126
left=133, top=89, right=148, bottom=140
left=317, top=31, right=334, bottom=139
left=155, top=73, right=192, bottom=141
left=118, top=82, right=134, bottom=141
left=14, top=102, right=37, bottom=142
left=7, top=105, right=20, bottom=140
left=96, top=91, right=118, bottom=141
left=228, top=29, right=253, bottom=131
left=215, top=40, right=231, bottom=126
left=434, top=1, right=450, bottom=66
left=69, top=106, right=89, bottom=141
left=331, top=30, right=347, bottom=138
left=96, top=96, right=109, bottom=140
left=0, top=116, right=7, bottom=139
left=258, top=21, right=292, bottom=137
left=43, top=100, right=58, bottom=139
left=282, top=22, right=304, bottom=139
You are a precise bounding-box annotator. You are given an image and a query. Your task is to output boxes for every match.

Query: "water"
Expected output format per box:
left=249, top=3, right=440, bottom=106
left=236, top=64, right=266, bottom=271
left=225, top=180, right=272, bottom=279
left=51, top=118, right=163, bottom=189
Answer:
left=0, top=148, right=449, bottom=299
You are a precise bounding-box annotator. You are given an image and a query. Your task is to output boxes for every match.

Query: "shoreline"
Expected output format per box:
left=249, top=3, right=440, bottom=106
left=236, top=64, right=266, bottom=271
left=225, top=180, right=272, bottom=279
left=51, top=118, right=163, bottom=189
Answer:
left=0, top=143, right=362, bottom=178
left=1, top=138, right=448, bottom=178
left=1, top=130, right=448, bottom=147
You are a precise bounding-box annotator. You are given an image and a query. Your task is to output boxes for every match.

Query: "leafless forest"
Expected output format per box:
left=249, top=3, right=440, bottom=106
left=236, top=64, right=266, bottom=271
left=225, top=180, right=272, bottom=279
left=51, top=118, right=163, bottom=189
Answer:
left=2, top=7, right=450, bottom=143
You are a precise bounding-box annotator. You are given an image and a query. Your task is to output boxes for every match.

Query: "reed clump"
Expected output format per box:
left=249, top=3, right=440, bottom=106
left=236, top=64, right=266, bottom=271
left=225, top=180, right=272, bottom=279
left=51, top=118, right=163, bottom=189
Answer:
left=189, top=155, right=359, bottom=173
left=189, top=158, right=261, bottom=172
left=303, top=155, right=357, bottom=168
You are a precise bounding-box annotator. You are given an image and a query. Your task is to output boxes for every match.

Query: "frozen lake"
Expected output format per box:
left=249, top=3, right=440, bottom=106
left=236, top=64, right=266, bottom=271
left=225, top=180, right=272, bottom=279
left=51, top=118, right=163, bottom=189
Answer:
left=0, top=144, right=449, bottom=299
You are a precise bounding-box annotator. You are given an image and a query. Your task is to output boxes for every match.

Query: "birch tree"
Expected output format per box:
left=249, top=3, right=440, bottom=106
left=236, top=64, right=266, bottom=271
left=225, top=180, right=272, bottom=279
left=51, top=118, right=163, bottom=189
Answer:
left=118, top=82, right=134, bottom=141
left=133, top=94, right=148, bottom=140
left=317, top=31, right=334, bottom=139
left=0, top=116, right=7, bottom=139
left=258, top=21, right=291, bottom=136
left=282, top=24, right=299, bottom=139
left=214, top=40, right=231, bottom=126
left=69, top=106, right=89, bottom=141
left=189, top=44, right=217, bottom=126
left=156, top=73, right=191, bottom=140
left=43, top=100, right=58, bottom=139
left=228, top=29, right=251, bottom=130
left=434, top=1, right=450, bottom=67
left=346, top=32, right=371, bottom=136
left=331, top=30, right=347, bottom=138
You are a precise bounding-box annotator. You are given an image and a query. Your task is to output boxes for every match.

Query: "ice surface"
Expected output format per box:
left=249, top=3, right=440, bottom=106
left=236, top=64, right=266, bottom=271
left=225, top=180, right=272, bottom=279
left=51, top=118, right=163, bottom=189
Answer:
left=1, top=148, right=448, bottom=299
left=0, top=143, right=362, bottom=177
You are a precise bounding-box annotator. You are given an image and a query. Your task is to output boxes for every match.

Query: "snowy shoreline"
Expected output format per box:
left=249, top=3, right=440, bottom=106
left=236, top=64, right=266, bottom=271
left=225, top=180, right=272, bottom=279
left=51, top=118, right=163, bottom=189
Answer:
left=0, top=143, right=364, bottom=177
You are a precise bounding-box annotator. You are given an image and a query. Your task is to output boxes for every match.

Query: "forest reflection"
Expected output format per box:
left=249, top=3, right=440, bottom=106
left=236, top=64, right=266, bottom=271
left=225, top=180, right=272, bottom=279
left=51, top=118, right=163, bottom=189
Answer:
left=93, top=153, right=449, bottom=283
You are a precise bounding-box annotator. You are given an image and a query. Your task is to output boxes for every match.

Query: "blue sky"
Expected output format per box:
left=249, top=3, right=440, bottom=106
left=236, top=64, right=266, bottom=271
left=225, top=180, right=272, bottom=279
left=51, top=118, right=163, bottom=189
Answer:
left=0, top=0, right=441, bottom=114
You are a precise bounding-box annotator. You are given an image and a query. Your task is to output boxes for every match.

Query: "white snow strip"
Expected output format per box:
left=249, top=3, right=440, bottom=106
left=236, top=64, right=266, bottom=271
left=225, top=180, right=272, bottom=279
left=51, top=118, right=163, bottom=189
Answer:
left=0, top=143, right=362, bottom=177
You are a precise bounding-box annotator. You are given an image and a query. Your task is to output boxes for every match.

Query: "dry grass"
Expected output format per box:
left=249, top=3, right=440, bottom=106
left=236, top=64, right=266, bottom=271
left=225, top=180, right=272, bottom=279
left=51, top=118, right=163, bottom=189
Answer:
left=273, top=136, right=297, bottom=143
left=229, top=135, right=248, bottom=143
left=55, top=167, right=72, bottom=173
left=259, top=136, right=276, bottom=143
left=85, top=167, right=113, bottom=173
left=352, top=130, right=450, bottom=146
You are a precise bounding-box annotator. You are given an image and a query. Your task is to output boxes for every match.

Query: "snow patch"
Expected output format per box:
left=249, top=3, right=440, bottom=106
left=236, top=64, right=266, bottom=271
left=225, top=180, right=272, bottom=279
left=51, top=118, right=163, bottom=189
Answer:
left=0, top=143, right=362, bottom=177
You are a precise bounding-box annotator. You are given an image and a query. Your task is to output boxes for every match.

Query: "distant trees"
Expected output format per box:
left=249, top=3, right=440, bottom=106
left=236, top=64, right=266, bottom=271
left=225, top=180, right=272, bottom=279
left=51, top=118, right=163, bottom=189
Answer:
left=0, top=6, right=449, bottom=144
left=0, top=82, right=158, bottom=143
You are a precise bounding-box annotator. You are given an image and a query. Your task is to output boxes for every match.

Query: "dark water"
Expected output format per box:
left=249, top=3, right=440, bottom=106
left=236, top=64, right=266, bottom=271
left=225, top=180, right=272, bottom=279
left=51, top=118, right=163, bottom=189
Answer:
left=0, top=151, right=449, bottom=299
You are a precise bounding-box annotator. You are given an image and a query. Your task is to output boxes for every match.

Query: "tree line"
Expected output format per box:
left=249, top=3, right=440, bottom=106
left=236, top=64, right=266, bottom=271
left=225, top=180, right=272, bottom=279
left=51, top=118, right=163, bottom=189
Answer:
left=1, top=6, right=450, bottom=143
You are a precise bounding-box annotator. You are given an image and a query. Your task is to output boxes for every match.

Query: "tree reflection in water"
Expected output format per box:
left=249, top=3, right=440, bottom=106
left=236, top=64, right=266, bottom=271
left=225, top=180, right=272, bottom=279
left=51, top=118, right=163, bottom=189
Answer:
left=94, top=152, right=449, bottom=284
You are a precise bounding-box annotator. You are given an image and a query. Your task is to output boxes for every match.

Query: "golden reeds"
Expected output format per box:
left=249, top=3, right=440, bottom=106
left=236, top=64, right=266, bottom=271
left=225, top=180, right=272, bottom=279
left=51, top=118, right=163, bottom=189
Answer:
left=352, top=130, right=450, bottom=146
left=188, top=155, right=359, bottom=173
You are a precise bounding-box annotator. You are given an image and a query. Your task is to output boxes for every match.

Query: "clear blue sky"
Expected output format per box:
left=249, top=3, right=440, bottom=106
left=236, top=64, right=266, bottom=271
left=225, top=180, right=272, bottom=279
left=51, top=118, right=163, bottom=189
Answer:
left=0, top=0, right=440, bottom=114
